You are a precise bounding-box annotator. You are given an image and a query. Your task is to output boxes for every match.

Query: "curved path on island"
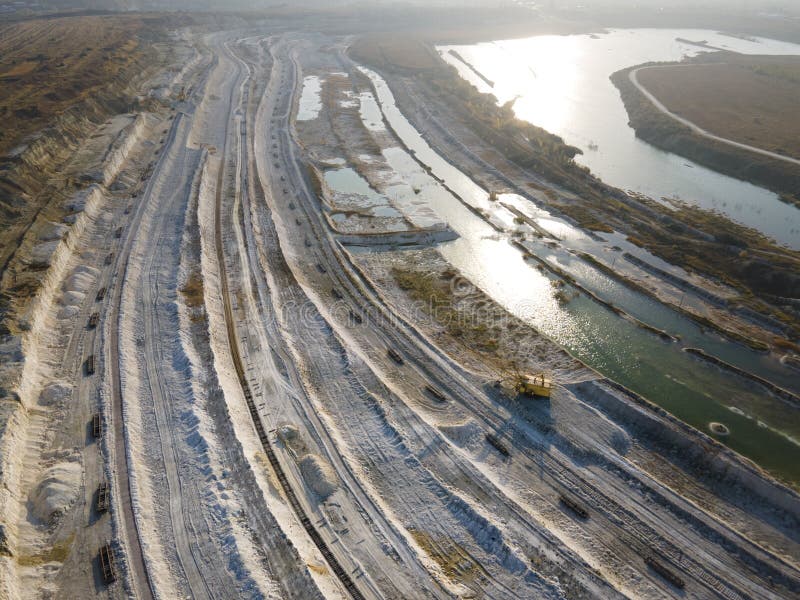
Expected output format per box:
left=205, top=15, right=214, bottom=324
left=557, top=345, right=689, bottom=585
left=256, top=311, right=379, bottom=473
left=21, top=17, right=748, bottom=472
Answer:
left=629, top=65, right=800, bottom=167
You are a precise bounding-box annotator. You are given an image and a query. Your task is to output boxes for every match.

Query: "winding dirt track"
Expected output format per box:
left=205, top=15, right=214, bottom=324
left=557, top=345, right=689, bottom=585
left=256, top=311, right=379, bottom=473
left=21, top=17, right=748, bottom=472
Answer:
left=630, top=65, right=800, bottom=167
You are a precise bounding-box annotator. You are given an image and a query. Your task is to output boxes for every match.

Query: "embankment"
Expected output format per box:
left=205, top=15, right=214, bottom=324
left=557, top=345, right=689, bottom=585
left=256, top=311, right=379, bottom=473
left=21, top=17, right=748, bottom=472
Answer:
left=513, top=241, right=678, bottom=343
left=575, top=378, right=800, bottom=513
left=336, top=227, right=459, bottom=247
left=683, top=347, right=800, bottom=409
left=0, top=182, right=106, bottom=596
left=610, top=64, right=800, bottom=205
left=86, top=114, right=147, bottom=186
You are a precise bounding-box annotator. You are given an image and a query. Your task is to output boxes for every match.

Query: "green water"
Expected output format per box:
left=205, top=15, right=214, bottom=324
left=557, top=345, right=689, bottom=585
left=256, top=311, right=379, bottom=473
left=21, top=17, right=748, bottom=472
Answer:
left=360, top=66, right=800, bottom=486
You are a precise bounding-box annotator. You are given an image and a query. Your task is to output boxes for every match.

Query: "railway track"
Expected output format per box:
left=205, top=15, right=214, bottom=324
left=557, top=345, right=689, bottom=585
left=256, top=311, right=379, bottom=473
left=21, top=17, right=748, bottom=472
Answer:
left=105, top=117, right=189, bottom=600
left=266, top=41, right=797, bottom=599
left=227, top=38, right=459, bottom=600
left=256, top=43, right=576, bottom=599
left=214, top=38, right=367, bottom=600
left=104, top=44, right=223, bottom=598
left=351, top=58, right=800, bottom=598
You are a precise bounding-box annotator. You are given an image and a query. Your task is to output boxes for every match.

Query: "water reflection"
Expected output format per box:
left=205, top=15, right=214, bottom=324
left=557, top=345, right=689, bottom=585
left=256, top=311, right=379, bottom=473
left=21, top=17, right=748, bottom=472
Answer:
left=440, top=29, right=800, bottom=248
left=324, top=167, right=403, bottom=219
left=296, top=75, right=322, bottom=121
left=358, top=65, right=800, bottom=483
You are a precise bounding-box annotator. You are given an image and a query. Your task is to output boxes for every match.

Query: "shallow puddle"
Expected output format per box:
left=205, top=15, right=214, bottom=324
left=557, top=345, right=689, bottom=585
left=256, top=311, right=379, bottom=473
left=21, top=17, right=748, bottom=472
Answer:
left=297, top=75, right=322, bottom=121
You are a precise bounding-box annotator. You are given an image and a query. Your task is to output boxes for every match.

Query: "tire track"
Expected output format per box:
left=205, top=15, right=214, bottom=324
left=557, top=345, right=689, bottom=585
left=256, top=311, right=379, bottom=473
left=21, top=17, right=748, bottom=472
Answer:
left=213, top=38, right=367, bottom=600
left=269, top=39, right=796, bottom=600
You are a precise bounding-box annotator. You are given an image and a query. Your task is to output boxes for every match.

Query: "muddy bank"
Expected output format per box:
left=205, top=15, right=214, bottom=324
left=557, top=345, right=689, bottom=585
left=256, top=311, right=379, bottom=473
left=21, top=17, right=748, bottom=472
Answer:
left=583, top=250, right=773, bottom=352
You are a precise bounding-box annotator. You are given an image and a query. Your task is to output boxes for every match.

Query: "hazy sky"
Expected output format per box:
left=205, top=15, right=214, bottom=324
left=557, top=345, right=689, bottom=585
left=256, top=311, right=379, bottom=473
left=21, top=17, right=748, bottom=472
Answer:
left=30, top=0, right=800, bottom=17
left=528, top=0, right=798, bottom=9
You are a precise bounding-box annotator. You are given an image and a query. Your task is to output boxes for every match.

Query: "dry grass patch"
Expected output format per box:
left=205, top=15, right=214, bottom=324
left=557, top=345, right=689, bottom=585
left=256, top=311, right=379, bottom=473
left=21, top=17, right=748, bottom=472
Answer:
left=636, top=55, right=800, bottom=160
left=392, top=266, right=500, bottom=352
left=15, top=533, right=75, bottom=567
left=408, top=528, right=483, bottom=585
left=180, top=270, right=207, bottom=324
left=350, top=35, right=442, bottom=72
left=180, top=271, right=205, bottom=309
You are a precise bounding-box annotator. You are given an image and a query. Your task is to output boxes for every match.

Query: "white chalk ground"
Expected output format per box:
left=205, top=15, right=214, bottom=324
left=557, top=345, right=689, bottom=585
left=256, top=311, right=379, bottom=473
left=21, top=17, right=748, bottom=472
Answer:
left=29, top=462, right=82, bottom=523
left=195, top=149, right=330, bottom=599
left=175, top=158, right=283, bottom=599
left=116, top=88, right=290, bottom=597
left=203, top=34, right=338, bottom=598
left=112, top=31, right=326, bottom=600
left=1, top=181, right=106, bottom=598
left=243, top=35, right=800, bottom=600
left=3, top=27, right=798, bottom=600
left=0, top=63, right=191, bottom=591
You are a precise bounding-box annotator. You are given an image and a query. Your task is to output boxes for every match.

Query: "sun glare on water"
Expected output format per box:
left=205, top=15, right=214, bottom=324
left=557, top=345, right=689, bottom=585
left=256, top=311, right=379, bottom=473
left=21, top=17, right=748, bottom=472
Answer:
left=493, top=37, right=582, bottom=136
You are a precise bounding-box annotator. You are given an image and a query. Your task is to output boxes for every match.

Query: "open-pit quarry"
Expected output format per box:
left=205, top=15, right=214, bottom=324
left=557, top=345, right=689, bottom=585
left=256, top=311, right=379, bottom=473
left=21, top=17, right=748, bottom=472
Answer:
left=0, top=19, right=799, bottom=600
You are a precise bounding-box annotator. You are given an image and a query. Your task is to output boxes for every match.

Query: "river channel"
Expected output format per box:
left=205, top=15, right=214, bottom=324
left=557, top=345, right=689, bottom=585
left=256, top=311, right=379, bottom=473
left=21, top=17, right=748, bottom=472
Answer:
left=354, top=61, right=800, bottom=485
left=439, top=29, right=800, bottom=249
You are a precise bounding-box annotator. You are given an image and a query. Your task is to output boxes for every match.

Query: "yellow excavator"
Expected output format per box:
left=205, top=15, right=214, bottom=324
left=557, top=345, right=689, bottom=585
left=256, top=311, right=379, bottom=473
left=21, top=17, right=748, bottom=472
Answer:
left=514, top=373, right=552, bottom=398
left=506, top=362, right=552, bottom=398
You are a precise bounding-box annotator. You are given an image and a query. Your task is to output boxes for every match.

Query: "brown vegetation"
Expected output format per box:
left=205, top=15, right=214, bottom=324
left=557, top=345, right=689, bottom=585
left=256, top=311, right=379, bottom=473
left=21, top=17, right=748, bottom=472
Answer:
left=354, top=39, right=800, bottom=343
left=0, top=15, right=162, bottom=156
left=0, top=14, right=180, bottom=336
left=350, top=35, right=442, bottom=72
left=392, top=266, right=500, bottom=352
left=408, top=528, right=483, bottom=586
left=635, top=55, right=800, bottom=160
left=180, top=271, right=205, bottom=309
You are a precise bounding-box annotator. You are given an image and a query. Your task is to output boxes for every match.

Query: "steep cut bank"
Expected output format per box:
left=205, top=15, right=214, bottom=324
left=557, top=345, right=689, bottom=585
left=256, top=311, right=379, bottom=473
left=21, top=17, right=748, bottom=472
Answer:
left=0, top=15, right=187, bottom=335
left=0, top=19, right=201, bottom=598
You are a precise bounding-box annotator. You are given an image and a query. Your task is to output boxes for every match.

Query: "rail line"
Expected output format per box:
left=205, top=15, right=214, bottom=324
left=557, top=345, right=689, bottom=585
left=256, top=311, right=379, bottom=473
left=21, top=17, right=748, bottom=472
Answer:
left=106, top=117, right=188, bottom=600
left=266, top=43, right=563, bottom=599
left=273, top=41, right=794, bottom=598
left=103, top=45, right=221, bottom=599
left=214, top=39, right=366, bottom=600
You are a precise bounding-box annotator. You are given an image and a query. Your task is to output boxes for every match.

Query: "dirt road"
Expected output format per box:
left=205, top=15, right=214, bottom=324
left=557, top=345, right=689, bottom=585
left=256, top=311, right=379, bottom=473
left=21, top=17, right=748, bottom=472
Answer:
left=630, top=65, right=800, bottom=167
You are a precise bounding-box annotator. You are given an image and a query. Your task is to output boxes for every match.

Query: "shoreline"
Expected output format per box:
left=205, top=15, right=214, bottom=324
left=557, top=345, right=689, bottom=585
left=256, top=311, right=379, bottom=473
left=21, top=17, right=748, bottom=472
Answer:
left=383, top=46, right=798, bottom=346
left=610, top=62, right=800, bottom=207
left=360, top=53, right=790, bottom=354
left=352, top=242, right=800, bottom=502
left=349, top=41, right=800, bottom=484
